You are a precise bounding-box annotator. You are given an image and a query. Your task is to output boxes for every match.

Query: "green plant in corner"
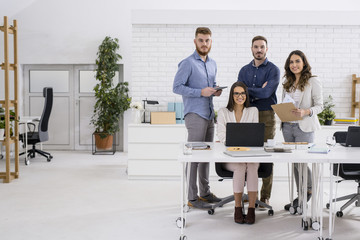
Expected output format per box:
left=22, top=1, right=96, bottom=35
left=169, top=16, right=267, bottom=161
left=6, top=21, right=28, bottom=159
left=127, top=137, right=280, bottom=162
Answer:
left=318, top=95, right=336, bottom=125
left=90, top=36, right=131, bottom=144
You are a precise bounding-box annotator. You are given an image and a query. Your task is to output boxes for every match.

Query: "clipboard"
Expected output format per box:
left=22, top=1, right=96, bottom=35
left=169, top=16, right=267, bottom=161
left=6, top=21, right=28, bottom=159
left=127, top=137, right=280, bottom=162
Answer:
left=271, top=102, right=302, bottom=122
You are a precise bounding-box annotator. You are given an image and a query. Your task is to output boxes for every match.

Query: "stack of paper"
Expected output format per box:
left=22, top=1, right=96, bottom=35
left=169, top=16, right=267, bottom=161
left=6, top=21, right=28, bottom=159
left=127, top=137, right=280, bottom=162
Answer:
left=308, top=145, right=330, bottom=154
left=334, top=117, right=358, bottom=125
left=185, top=142, right=210, bottom=150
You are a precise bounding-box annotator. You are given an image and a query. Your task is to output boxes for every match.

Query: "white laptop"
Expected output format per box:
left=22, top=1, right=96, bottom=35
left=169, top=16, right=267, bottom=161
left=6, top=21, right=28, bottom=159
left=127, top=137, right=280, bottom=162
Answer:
left=223, top=150, right=271, bottom=157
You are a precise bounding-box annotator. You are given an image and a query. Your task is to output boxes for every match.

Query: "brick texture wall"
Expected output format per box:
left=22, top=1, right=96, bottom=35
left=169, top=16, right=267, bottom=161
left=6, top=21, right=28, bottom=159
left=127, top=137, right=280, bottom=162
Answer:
left=132, top=24, right=360, bottom=119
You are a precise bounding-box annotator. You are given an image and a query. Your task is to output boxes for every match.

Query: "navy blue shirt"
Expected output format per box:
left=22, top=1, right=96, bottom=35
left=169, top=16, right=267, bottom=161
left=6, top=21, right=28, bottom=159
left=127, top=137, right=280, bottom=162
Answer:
left=237, top=58, right=280, bottom=111
left=173, top=50, right=217, bottom=120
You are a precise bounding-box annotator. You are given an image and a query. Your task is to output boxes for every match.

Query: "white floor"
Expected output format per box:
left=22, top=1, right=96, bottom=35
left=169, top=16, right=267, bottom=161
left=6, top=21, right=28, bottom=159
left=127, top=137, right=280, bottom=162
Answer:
left=1, top=151, right=359, bottom=240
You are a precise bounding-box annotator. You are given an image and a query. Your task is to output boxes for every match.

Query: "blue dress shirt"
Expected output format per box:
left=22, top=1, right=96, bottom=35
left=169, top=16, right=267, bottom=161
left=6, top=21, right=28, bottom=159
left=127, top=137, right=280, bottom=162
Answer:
left=237, top=58, right=280, bottom=111
left=173, top=50, right=217, bottom=120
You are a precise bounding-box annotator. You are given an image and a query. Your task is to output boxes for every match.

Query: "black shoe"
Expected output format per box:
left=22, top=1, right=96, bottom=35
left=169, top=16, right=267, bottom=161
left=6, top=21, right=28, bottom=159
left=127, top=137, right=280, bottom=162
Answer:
left=199, top=193, right=222, bottom=203
left=284, top=192, right=312, bottom=211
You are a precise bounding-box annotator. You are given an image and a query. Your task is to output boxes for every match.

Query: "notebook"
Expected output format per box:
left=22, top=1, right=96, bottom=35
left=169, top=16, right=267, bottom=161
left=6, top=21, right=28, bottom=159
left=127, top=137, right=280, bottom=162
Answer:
left=223, top=150, right=271, bottom=157
left=225, top=123, right=265, bottom=147
left=341, top=126, right=360, bottom=147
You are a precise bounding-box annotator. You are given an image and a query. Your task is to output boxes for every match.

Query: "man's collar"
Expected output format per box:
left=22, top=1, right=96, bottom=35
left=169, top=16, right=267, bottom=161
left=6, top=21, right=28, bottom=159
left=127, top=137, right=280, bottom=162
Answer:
left=251, top=58, right=268, bottom=67
left=193, top=50, right=208, bottom=62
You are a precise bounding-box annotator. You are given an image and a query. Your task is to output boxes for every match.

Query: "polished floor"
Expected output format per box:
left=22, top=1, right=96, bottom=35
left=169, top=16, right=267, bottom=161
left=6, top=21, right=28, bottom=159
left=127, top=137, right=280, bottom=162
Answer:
left=1, top=151, right=359, bottom=240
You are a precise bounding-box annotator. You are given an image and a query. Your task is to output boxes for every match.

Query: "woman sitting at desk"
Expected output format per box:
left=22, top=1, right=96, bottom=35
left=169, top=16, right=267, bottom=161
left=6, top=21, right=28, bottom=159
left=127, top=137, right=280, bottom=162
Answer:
left=281, top=50, right=323, bottom=211
left=217, top=81, right=259, bottom=224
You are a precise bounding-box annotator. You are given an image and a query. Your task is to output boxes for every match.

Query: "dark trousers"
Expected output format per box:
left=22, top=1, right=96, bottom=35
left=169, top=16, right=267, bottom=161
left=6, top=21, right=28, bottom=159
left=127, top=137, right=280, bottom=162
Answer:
left=259, top=110, right=276, bottom=200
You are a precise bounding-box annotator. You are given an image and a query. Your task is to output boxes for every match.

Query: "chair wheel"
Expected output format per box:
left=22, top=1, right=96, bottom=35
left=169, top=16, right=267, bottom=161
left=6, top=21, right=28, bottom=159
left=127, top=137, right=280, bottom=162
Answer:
left=302, top=219, right=309, bottom=230
left=326, top=203, right=330, bottom=209
left=176, top=217, right=186, bottom=228
left=336, top=211, right=343, bottom=217
left=268, top=209, right=274, bottom=216
left=47, top=157, right=51, bottom=162
left=208, top=209, right=215, bottom=215
left=355, top=201, right=360, bottom=207
left=25, top=159, right=30, bottom=165
left=289, top=206, right=297, bottom=215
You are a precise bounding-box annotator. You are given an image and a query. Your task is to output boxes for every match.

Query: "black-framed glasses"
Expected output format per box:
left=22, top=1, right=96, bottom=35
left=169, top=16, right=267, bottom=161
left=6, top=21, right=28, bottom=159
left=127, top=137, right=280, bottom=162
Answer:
left=233, top=91, right=246, bottom=97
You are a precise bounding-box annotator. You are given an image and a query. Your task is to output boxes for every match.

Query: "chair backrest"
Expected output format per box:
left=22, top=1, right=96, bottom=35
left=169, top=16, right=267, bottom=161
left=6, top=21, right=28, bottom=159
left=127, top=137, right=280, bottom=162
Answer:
left=38, top=87, right=53, bottom=142
left=215, top=162, right=273, bottom=179
left=333, top=131, right=360, bottom=180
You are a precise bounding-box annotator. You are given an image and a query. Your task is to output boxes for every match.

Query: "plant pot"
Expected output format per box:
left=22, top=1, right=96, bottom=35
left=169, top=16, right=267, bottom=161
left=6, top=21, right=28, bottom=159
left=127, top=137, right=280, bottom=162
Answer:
left=0, top=129, right=4, bottom=140
left=324, top=120, right=333, bottom=125
left=94, top=133, right=113, bottom=150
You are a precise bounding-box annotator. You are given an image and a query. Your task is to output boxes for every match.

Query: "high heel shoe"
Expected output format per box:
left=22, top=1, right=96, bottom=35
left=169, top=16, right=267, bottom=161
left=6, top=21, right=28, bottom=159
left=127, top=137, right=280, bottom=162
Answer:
left=245, top=207, right=255, bottom=224
left=234, top=207, right=245, bottom=224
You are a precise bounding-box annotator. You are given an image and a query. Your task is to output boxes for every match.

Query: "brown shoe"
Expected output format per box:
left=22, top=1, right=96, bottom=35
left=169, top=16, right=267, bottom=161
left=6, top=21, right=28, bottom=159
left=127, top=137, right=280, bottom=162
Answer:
left=259, top=198, right=269, bottom=209
left=245, top=207, right=255, bottom=224
left=234, top=207, right=245, bottom=224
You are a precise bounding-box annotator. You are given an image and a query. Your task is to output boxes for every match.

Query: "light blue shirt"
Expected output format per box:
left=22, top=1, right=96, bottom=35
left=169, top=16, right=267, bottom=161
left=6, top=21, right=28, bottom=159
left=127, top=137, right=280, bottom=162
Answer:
left=173, top=50, right=217, bottom=120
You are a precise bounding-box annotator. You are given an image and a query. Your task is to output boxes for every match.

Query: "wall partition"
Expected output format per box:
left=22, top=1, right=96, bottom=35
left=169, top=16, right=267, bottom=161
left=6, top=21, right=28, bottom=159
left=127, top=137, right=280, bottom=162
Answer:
left=23, top=64, right=124, bottom=151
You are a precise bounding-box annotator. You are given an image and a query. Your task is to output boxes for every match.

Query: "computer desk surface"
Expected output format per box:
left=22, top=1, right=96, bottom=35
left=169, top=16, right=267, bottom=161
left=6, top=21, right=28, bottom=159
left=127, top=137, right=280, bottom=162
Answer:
left=178, top=142, right=360, bottom=163
left=177, top=142, right=360, bottom=240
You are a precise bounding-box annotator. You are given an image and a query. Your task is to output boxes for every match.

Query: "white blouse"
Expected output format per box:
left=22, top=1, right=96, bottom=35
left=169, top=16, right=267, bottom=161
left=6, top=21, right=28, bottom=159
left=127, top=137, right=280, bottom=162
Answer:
left=217, top=106, right=259, bottom=144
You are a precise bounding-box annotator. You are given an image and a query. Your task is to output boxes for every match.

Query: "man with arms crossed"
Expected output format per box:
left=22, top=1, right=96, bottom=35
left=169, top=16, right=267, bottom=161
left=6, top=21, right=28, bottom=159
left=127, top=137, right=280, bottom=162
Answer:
left=173, top=27, right=222, bottom=208
left=237, top=36, right=280, bottom=206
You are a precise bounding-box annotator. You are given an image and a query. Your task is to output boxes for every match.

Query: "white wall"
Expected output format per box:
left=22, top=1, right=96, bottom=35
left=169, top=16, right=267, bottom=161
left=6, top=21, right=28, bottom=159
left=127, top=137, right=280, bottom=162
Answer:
left=1, top=0, right=360, bottom=151
left=131, top=23, right=360, bottom=116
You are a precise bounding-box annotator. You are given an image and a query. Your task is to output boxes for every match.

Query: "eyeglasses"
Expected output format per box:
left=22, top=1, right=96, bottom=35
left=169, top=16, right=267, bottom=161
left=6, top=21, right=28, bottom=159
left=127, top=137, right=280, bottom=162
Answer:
left=233, top=92, right=246, bottom=97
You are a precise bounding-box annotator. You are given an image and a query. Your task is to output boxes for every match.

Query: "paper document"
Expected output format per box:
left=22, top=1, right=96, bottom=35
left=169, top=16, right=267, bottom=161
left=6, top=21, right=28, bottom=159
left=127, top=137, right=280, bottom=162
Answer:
left=271, top=102, right=302, bottom=122
left=185, top=142, right=210, bottom=150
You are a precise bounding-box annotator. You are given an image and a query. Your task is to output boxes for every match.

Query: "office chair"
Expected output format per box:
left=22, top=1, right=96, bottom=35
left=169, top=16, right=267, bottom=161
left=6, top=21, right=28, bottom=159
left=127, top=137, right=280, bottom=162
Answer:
left=20, top=87, right=53, bottom=165
left=207, top=162, right=274, bottom=216
left=326, top=131, right=360, bottom=217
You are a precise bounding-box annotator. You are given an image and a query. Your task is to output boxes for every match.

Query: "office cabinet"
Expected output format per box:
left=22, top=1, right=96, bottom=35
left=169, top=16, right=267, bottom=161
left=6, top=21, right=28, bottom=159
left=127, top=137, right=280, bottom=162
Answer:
left=127, top=124, right=187, bottom=179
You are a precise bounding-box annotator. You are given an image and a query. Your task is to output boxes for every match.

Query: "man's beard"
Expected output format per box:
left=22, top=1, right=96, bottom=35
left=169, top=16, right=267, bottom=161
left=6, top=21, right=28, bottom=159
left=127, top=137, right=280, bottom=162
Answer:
left=196, top=45, right=211, bottom=57
left=253, top=52, right=266, bottom=61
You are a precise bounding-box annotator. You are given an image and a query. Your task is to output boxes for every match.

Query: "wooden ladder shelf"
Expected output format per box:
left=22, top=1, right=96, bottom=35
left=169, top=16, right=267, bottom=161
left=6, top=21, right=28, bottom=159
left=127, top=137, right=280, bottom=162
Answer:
left=0, top=16, right=20, bottom=183
left=351, top=74, right=360, bottom=123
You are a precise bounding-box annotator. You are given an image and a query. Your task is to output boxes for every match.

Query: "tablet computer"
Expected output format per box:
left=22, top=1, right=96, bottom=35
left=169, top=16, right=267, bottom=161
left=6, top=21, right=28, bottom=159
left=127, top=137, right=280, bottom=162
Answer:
left=214, top=86, right=227, bottom=91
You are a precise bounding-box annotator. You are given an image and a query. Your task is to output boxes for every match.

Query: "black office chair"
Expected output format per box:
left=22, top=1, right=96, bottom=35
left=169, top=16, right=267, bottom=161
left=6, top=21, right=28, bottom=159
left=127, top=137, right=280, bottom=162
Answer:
left=326, top=131, right=360, bottom=217
left=207, top=162, right=274, bottom=216
left=20, top=87, right=53, bottom=165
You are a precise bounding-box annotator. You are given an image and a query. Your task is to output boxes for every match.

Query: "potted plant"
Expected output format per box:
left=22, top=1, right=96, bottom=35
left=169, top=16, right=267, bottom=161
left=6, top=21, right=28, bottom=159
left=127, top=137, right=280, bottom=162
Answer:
left=318, top=95, right=336, bottom=125
left=90, top=36, right=131, bottom=150
left=0, top=107, right=15, bottom=140
left=0, top=119, right=4, bottom=140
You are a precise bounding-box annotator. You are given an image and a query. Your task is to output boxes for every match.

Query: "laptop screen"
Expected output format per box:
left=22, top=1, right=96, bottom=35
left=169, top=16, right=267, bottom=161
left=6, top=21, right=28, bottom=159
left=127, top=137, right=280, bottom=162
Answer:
left=345, top=126, right=360, bottom=147
left=225, top=123, right=265, bottom=147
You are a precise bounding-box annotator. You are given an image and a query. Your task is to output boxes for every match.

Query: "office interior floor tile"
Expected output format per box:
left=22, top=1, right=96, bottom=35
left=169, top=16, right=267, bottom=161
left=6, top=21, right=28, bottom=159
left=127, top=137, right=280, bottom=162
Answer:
left=0, top=151, right=359, bottom=240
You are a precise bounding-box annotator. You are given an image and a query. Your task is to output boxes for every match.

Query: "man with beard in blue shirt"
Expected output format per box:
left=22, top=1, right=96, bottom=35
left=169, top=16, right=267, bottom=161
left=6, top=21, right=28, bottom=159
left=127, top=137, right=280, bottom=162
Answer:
left=238, top=36, right=280, bottom=207
left=173, top=27, right=222, bottom=209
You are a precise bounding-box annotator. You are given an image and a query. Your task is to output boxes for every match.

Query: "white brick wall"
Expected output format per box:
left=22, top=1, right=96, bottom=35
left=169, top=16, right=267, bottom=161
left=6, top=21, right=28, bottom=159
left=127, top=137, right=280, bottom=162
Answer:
left=132, top=24, right=360, bottom=119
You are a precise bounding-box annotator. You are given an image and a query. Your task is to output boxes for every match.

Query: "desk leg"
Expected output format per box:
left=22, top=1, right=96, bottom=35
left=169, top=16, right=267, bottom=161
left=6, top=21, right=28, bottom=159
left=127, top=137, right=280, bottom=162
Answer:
left=177, top=162, right=187, bottom=239
left=328, top=163, right=334, bottom=240
left=301, top=163, right=309, bottom=230
left=24, top=123, right=29, bottom=165
left=320, top=163, right=324, bottom=238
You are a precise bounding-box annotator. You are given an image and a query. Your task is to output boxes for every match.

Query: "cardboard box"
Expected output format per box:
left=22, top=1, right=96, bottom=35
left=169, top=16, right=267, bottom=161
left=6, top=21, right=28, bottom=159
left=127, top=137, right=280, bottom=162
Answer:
left=150, top=112, right=176, bottom=124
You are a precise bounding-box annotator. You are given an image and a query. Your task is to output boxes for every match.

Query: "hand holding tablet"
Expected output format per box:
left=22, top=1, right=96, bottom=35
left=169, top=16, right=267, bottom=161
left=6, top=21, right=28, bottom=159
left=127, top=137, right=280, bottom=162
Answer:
left=214, top=86, right=227, bottom=91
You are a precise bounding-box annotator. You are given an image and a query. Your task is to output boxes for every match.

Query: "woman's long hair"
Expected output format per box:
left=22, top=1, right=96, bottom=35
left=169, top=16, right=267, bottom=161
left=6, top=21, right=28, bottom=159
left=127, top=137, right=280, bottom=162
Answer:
left=226, top=81, right=250, bottom=111
left=283, top=50, right=315, bottom=92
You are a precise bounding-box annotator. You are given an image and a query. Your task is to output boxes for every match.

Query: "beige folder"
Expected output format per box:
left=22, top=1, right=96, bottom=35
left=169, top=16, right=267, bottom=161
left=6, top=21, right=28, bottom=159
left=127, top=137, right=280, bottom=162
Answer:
left=271, top=102, right=303, bottom=122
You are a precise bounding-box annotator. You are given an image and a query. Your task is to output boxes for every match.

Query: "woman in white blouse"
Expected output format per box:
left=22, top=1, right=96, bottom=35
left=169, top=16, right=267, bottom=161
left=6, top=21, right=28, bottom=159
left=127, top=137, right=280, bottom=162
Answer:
left=217, top=81, right=259, bottom=225
left=281, top=50, right=323, bottom=211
